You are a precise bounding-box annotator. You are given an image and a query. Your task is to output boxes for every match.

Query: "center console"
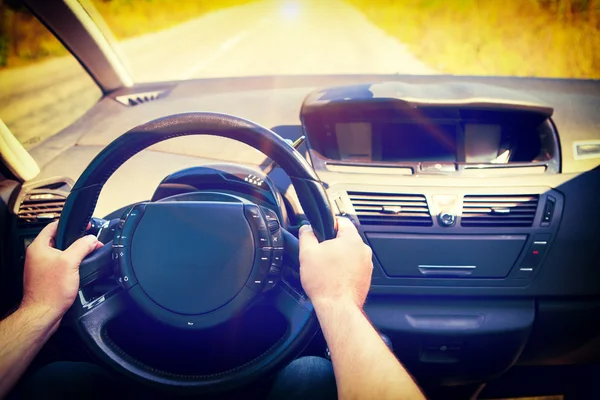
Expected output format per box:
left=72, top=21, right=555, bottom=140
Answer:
left=300, top=82, right=564, bottom=293
left=331, top=186, right=562, bottom=292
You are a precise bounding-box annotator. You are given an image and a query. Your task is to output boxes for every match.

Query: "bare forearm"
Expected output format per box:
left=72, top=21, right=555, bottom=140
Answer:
left=314, top=299, right=425, bottom=400
left=0, top=305, right=59, bottom=398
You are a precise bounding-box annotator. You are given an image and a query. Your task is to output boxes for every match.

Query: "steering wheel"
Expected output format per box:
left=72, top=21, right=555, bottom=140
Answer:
left=55, top=112, right=336, bottom=393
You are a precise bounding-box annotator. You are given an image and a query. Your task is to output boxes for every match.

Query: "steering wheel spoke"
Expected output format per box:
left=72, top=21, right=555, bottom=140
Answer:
left=268, top=282, right=315, bottom=337
left=77, top=288, right=129, bottom=334
left=79, top=241, right=115, bottom=287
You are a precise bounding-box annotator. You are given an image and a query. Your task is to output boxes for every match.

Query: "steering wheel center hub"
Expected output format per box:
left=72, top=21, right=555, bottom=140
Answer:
left=132, top=202, right=254, bottom=314
left=115, top=199, right=269, bottom=329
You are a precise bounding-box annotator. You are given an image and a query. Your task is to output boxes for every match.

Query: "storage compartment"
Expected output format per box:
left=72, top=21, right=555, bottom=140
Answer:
left=366, top=233, right=527, bottom=278
left=365, top=298, right=535, bottom=385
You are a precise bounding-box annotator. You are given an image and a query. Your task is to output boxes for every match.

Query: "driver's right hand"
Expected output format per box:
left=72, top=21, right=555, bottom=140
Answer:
left=298, top=217, right=373, bottom=308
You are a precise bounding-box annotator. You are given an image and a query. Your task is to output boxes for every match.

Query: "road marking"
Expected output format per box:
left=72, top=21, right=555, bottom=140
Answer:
left=181, top=16, right=269, bottom=79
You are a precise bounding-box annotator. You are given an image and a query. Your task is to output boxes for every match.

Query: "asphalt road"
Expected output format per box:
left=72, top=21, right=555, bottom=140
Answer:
left=0, top=0, right=434, bottom=148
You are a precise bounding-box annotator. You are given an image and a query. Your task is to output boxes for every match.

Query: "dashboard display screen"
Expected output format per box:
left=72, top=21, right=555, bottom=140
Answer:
left=379, top=123, right=457, bottom=162
left=464, top=124, right=505, bottom=163
left=335, top=122, right=373, bottom=160
left=333, top=122, right=517, bottom=163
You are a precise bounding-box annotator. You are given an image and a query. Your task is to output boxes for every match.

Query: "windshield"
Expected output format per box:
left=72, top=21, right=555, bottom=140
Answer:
left=0, top=0, right=598, bottom=149
left=82, top=0, right=599, bottom=82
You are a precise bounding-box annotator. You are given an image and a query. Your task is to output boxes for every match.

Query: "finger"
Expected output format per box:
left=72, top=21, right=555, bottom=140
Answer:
left=62, top=235, right=99, bottom=268
left=335, top=217, right=360, bottom=238
left=298, top=224, right=319, bottom=249
left=32, top=221, right=59, bottom=247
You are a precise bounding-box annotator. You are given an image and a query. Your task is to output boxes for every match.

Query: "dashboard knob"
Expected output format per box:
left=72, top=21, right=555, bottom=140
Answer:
left=438, top=212, right=456, bottom=227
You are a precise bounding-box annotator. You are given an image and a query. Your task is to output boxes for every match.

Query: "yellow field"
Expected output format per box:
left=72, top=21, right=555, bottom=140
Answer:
left=347, top=0, right=600, bottom=79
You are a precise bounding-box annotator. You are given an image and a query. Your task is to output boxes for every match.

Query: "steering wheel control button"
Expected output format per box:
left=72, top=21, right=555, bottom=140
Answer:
left=438, top=211, right=456, bottom=227
left=113, top=205, right=146, bottom=290
left=263, top=278, right=277, bottom=292
left=245, top=205, right=271, bottom=248
left=120, top=212, right=141, bottom=245
left=117, top=273, right=137, bottom=289
left=269, top=249, right=284, bottom=274
left=268, top=219, right=280, bottom=233
left=271, top=229, right=283, bottom=248
left=261, top=207, right=284, bottom=249
left=115, top=247, right=137, bottom=289
left=113, top=225, right=123, bottom=245
left=247, top=248, right=272, bottom=292
left=258, top=249, right=272, bottom=271
left=120, top=206, right=133, bottom=220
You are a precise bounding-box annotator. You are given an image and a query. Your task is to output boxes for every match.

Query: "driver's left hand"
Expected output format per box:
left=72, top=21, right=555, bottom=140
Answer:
left=21, top=221, right=103, bottom=323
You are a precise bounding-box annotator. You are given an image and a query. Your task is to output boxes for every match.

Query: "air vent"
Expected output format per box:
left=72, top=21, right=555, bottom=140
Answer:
left=348, top=191, right=433, bottom=226
left=573, top=140, right=600, bottom=160
left=115, top=90, right=167, bottom=106
left=461, top=195, right=539, bottom=227
left=17, top=193, right=66, bottom=226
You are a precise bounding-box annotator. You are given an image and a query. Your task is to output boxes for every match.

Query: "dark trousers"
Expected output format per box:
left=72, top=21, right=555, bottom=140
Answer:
left=16, top=356, right=337, bottom=400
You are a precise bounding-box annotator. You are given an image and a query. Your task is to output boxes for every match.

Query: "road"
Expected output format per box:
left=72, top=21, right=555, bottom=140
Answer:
left=0, top=0, right=435, bottom=148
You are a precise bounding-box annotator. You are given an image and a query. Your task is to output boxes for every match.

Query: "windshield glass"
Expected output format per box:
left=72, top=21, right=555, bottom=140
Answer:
left=81, top=0, right=599, bottom=81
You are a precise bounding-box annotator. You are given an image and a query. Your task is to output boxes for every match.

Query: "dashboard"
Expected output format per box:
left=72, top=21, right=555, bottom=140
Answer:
left=2, top=76, right=600, bottom=390
left=297, top=82, right=569, bottom=293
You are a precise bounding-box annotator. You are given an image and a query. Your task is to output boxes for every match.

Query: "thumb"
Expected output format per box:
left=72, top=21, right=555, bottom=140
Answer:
left=335, top=217, right=359, bottom=238
left=62, top=235, right=99, bottom=268
left=298, top=224, right=318, bottom=249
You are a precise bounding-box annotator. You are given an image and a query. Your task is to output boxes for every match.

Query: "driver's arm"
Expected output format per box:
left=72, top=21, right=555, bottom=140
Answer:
left=0, top=222, right=100, bottom=398
left=299, top=218, right=425, bottom=400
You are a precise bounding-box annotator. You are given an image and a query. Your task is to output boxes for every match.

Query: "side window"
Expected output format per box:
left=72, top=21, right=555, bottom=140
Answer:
left=0, top=1, right=101, bottom=149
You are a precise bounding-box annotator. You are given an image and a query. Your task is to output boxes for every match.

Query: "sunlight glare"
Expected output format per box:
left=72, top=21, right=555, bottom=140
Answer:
left=281, top=1, right=300, bottom=19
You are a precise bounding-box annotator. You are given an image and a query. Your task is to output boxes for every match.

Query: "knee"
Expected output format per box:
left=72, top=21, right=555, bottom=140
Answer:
left=269, top=356, right=337, bottom=400
left=286, top=356, right=334, bottom=376
left=280, top=356, right=336, bottom=386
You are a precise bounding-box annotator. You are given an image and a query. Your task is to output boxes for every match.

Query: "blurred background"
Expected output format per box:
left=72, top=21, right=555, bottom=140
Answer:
left=0, top=0, right=599, bottom=148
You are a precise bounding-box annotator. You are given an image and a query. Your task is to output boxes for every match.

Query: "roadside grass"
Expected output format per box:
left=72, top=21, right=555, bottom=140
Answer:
left=0, top=0, right=253, bottom=69
left=347, top=0, right=600, bottom=79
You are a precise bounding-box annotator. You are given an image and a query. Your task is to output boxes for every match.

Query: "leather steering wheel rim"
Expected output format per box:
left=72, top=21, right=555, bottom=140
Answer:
left=55, top=112, right=336, bottom=393
left=57, top=112, right=336, bottom=249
